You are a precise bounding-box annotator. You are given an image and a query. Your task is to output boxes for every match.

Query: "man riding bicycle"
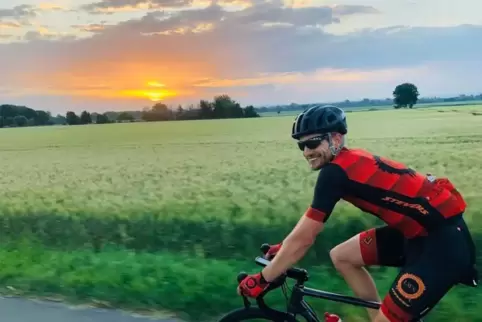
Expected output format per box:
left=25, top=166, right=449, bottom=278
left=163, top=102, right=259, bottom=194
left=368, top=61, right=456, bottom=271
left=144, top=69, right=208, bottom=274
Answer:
left=237, top=105, right=478, bottom=322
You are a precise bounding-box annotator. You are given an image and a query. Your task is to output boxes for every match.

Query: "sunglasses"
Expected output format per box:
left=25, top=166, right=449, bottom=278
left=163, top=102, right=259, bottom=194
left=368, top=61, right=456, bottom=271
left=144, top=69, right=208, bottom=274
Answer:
left=297, top=135, right=328, bottom=151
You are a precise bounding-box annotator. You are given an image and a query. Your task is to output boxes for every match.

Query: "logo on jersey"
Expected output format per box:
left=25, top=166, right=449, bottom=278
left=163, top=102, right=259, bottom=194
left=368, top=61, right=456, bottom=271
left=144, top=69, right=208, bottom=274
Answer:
left=374, top=155, right=416, bottom=176
left=381, top=197, right=429, bottom=215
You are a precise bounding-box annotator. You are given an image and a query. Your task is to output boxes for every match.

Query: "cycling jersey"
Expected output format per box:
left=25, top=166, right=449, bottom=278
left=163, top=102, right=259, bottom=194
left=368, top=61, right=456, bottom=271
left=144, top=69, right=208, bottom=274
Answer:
left=305, top=147, right=467, bottom=238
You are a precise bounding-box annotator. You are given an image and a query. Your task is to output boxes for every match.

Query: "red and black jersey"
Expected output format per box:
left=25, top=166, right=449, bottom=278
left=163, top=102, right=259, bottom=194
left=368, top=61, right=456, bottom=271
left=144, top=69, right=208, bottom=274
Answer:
left=305, top=147, right=467, bottom=238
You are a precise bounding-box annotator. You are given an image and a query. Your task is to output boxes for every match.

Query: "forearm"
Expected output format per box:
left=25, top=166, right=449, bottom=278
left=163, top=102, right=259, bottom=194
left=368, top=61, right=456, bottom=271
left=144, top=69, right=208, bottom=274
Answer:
left=261, top=235, right=313, bottom=282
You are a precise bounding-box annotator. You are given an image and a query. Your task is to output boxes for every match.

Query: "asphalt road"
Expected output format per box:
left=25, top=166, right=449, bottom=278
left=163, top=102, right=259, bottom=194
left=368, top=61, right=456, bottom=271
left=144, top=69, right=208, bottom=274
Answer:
left=0, top=296, right=183, bottom=322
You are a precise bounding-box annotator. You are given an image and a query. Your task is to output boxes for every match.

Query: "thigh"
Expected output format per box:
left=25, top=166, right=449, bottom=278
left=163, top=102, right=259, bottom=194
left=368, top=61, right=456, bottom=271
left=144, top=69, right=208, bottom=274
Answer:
left=359, top=225, right=406, bottom=267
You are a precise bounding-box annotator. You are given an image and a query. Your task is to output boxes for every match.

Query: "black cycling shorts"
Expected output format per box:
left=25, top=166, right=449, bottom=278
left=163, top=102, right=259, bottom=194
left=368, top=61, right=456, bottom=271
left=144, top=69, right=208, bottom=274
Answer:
left=358, top=215, right=477, bottom=322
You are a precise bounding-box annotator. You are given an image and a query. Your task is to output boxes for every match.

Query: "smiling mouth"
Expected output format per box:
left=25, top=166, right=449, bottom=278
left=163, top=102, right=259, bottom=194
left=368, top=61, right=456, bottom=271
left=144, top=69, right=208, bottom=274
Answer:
left=307, top=156, right=321, bottom=163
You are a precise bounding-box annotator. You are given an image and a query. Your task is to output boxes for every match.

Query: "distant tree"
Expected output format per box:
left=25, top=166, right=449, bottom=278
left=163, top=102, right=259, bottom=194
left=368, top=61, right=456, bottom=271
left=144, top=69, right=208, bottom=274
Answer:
left=175, top=105, right=184, bottom=120
left=199, top=100, right=213, bottom=119
left=80, top=110, right=92, bottom=124
left=96, top=113, right=110, bottom=124
left=51, top=114, right=67, bottom=125
left=212, top=95, right=243, bottom=118
left=243, top=105, right=260, bottom=118
left=34, top=110, right=51, bottom=125
left=393, top=83, right=419, bottom=108
left=117, top=112, right=134, bottom=122
left=13, top=115, right=28, bottom=127
left=141, top=102, right=173, bottom=121
left=3, top=116, right=14, bottom=127
left=66, top=111, right=80, bottom=125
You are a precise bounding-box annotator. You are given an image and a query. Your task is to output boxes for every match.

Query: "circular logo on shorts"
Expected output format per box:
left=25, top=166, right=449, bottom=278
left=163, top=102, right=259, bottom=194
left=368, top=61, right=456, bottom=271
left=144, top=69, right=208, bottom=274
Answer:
left=396, top=273, right=426, bottom=300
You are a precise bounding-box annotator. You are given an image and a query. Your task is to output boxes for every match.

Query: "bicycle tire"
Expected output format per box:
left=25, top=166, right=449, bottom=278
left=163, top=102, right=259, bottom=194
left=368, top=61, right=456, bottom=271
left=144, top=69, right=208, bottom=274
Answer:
left=217, top=307, right=311, bottom=322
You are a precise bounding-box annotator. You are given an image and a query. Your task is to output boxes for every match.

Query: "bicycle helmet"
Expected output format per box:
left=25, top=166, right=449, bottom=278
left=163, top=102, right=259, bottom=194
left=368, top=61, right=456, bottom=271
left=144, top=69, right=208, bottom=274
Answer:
left=291, top=105, right=347, bottom=140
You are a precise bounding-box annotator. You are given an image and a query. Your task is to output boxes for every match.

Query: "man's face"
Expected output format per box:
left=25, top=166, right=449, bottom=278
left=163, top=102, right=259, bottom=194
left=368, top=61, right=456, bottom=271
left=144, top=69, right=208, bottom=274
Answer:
left=297, top=133, right=342, bottom=170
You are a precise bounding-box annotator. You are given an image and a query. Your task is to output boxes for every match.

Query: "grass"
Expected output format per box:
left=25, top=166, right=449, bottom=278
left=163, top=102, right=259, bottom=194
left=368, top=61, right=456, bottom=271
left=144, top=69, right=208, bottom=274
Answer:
left=0, top=104, right=481, bottom=321
left=0, top=240, right=478, bottom=322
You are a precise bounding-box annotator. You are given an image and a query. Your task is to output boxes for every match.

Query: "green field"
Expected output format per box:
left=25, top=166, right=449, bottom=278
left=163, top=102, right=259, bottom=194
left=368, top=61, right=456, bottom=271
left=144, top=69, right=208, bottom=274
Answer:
left=0, top=105, right=481, bottom=321
left=260, top=101, right=482, bottom=117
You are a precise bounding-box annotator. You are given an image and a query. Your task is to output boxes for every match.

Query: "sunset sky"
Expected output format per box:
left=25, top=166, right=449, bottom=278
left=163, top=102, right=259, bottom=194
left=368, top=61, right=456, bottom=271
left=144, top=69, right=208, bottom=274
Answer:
left=1, top=0, right=481, bottom=114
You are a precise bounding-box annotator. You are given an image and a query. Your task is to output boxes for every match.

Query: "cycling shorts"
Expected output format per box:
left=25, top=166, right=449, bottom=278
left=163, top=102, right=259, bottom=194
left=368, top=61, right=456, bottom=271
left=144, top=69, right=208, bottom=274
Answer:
left=358, top=215, right=477, bottom=322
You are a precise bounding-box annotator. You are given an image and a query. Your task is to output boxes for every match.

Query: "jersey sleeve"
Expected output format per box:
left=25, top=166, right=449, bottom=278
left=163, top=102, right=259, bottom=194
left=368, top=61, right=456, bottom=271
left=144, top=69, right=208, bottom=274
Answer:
left=304, top=163, right=348, bottom=223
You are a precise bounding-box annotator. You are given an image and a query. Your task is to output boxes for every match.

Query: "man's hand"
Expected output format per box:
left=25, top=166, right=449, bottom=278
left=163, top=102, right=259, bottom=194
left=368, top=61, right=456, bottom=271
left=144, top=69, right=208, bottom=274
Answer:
left=237, top=272, right=269, bottom=298
left=264, top=243, right=282, bottom=260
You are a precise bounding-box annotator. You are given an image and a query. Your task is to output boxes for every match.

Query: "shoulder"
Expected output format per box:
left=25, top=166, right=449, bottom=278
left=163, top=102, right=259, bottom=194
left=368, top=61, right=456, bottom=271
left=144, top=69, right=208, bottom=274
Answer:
left=315, top=162, right=349, bottom=187
left=330, top=147, right=374, bottom=171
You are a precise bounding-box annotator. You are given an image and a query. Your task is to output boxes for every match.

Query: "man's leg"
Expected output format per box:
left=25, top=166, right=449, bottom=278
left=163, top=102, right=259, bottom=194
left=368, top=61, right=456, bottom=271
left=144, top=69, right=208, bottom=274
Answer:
left=378, top=219, right=473, bottom=322
left=329, top=226, right=405, bottom=321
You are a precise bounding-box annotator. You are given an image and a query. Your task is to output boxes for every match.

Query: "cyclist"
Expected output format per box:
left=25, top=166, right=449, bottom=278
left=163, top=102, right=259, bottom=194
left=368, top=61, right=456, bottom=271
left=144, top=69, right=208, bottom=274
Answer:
left=237, top=105, right=478, bottom=322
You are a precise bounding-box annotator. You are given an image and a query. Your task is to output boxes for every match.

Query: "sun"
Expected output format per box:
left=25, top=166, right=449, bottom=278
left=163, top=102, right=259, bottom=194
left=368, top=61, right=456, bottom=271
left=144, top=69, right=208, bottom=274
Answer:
left=146, top=91, right=165, bottom=102
left=120, top=81, right=177, bottom=101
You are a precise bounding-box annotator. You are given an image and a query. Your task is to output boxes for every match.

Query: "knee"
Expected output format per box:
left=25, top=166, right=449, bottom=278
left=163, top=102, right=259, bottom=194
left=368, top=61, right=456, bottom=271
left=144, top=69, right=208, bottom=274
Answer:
left=329, top=244, right=359, bottom=270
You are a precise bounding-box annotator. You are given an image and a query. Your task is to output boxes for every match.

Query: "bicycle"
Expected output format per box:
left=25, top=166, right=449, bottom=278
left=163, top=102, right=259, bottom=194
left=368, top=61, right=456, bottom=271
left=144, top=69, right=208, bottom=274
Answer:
left=218, top=243, right=424, bottom=322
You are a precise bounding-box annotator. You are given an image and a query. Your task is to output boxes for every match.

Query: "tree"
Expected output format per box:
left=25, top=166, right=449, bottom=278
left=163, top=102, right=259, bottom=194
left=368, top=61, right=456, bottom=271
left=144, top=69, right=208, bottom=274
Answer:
left=35, top=110, right=51, bottom=125
left=13, top=115, right=28, bottom=127
left=141, top=102, right=173, bottom=121
left=243, top=105, right=260, bottom=118
left=117, top=112, right=135, bottom=122
left=212, top=95, right=243, bottom=118
left=80, top=110, right=92, bottom=124
left=66, top=111, right=80, bottom=125
left=199, top=100, right=213, bottom=119
left=393, top=83, right=419, bottom=108
left=96, top=113, right=110, bottom=124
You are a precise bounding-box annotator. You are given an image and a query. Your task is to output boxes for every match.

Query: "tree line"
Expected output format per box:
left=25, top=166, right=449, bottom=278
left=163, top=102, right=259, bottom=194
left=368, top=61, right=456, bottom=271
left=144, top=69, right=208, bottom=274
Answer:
left=0, top=95, right=259, bottom=128
left=2, top=84, right=481, bottom=128
left=259, top=83, right=482, bottom=113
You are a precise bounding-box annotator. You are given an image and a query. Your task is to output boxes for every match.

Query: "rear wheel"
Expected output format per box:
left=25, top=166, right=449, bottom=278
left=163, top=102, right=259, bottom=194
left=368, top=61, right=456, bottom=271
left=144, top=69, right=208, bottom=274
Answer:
left=217, top=307, right=311, bottom=322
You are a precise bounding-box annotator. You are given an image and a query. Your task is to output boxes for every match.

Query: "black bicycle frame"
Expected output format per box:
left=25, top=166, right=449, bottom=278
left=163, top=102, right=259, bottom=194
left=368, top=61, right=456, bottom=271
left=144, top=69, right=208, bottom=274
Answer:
left=233, top=243, right=426, bottom=322
left=254, top=257, right=381, bottom=321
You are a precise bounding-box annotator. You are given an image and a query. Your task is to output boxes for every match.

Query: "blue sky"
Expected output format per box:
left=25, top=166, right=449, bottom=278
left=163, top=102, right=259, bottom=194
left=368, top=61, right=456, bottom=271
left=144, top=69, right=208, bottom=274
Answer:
left=0, top=0, right=481, bottom=114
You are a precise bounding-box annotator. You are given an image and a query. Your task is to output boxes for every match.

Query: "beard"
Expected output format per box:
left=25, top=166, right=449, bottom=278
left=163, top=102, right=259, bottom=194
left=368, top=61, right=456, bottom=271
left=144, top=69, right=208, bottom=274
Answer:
left=306, top=153, right=325, bottom=170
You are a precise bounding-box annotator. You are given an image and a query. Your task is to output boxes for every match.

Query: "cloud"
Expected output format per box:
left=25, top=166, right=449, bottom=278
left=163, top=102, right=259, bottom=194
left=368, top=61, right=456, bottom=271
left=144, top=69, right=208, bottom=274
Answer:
left=71, top=23, right=108, bottom=33
left=0, top=0, right=481, bottom=112
left=0, top=4, right=37, bottom=19
left=37, top=3, right=66, bottom=11
left=80, top=0, right=197, bottom=14
left=0, top=21, right=21, bottom=28
left=0, top=3, right=70, bottom=28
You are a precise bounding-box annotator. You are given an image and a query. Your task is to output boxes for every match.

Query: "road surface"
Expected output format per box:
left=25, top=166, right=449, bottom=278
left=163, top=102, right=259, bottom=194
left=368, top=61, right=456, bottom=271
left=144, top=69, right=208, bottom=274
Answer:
left=0, top=296, right=184, bottom=322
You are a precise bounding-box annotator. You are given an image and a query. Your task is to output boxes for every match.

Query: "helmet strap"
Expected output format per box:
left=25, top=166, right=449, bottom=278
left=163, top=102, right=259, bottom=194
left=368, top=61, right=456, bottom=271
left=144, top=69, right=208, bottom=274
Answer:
left=327, top=133, right=345, bottom=160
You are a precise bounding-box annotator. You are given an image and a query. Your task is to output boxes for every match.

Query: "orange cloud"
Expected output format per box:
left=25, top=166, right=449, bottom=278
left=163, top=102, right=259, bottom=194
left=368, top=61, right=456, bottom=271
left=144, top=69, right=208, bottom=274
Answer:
left=37, top=3, right=65, bottom=11
left=192, top=67, right=427, bottom=88
left=71, top=23, right=107, bottom=33
left=10, top=55, right=213, bottom=103
left=0, top=22, right=22, bottom=28
left=284, top=0, right=316, bottom=8
left=142, top=22, right=215, bottom=35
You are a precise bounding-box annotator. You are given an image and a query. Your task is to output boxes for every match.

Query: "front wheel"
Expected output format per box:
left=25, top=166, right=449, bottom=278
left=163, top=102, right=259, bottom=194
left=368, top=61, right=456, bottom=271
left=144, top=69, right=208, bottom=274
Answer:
left=217, top=307, right=310, bottom=322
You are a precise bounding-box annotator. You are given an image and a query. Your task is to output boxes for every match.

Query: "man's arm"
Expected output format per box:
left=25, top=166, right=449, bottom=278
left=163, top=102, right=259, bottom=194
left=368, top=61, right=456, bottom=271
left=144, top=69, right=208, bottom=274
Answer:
left=261, top=164, right=348, bottom=282
left=261, top=212, right=324, bottom=282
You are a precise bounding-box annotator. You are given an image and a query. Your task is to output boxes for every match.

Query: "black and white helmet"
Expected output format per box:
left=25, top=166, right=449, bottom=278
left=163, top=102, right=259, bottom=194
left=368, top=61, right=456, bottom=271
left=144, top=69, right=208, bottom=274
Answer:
left=291, top=105, right=347, bottom=140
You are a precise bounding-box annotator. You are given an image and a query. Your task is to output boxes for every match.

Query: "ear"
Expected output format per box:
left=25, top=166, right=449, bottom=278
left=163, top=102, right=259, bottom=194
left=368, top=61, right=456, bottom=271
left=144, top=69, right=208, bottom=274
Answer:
left=331, top=132, right=343, bottom=146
